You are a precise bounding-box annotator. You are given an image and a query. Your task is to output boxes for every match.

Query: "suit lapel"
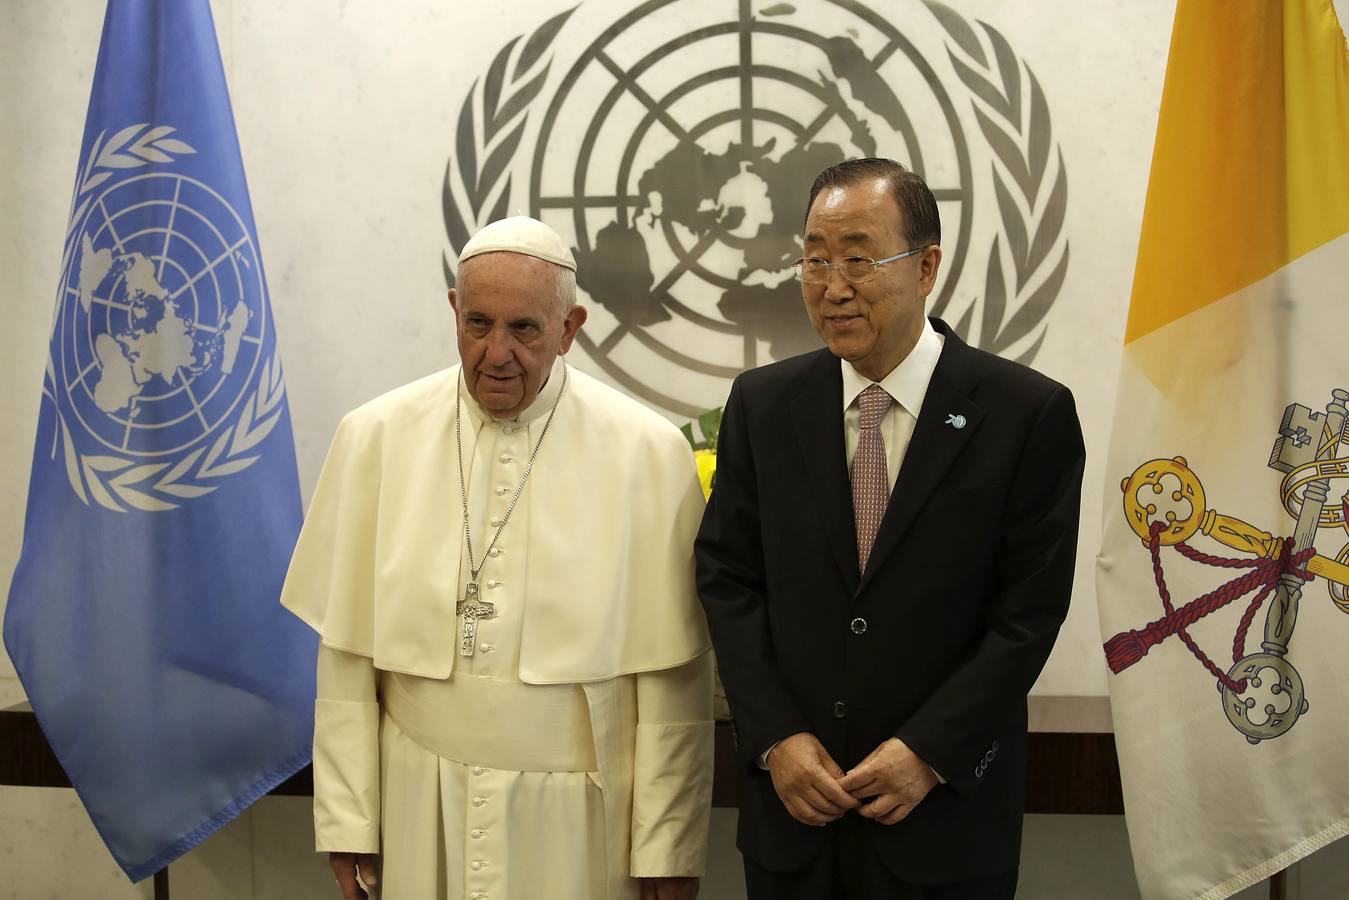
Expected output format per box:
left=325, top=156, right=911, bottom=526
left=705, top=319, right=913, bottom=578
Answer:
left=790, top=353, right=859, bottom=593
left=858, top=328, right=984, bottom=593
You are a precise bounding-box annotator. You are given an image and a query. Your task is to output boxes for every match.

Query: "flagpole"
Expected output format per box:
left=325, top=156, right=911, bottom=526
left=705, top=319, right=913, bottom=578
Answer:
left=1269, top=861, right=1301, bottom=900
left=153, top=867, right=169, bottom=900
left=1269, top=868, right=1286, bottom=900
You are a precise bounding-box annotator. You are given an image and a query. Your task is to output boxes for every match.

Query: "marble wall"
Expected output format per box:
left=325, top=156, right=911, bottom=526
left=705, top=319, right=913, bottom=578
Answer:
left=5, top=2, right=1349, bottom=899
left=0, top=0, right=1181, bottom=702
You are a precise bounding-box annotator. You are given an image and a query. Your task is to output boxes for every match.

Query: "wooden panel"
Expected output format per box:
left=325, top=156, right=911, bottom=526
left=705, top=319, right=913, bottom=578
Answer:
left=712, top=721, right=741, bottom=806
left=0, top=709, right=1123, bottom=814
left=1023, top=732, right=1124, bottom=815
left=0, top=709, right=71, bottom=789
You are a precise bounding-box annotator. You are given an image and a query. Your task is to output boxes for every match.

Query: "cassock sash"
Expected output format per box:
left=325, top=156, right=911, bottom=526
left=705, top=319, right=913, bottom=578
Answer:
left=382, top=672, right=597, bottom=772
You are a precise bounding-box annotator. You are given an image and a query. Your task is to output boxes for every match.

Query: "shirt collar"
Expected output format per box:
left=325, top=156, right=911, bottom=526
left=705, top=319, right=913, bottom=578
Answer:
left=841, top=317, right=944, bottom=418
left=459, top=356, right=567, bottom=428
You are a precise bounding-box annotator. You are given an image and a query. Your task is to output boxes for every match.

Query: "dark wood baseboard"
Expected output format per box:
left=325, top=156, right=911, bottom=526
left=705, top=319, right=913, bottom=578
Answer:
left=0, top=708, right=70, bottom=790
left=1021, top=731, right=1123, bottom=815
left=1, top=711, right=1123, bottom=814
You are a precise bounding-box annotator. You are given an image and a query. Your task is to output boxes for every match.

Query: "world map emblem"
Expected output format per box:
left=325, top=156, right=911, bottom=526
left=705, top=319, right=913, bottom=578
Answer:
left=46, top=124, right=287, bottom=513
left=445, top=0, right=1069, bottom=419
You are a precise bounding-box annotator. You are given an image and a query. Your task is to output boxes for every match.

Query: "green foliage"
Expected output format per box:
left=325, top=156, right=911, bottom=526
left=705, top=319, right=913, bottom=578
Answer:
left=698, top=408, right=723, bottom=451
left=681, top=407, right=724, bottom=451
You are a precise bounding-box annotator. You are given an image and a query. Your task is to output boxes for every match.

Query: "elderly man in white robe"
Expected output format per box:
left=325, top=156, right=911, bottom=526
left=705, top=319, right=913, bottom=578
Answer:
left=281, top=217, right=714, bottom=900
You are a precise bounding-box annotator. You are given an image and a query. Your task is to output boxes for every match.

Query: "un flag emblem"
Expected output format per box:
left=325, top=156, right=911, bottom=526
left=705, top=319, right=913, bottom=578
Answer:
left=48, top=124, right=286, bottom=512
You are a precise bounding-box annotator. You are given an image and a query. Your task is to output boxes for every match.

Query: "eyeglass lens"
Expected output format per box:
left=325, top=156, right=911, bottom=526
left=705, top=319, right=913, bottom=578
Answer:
left=795, top=258, right=882, bottom=284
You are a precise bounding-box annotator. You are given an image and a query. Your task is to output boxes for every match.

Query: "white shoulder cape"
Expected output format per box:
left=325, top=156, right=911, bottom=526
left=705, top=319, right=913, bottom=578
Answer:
left=281, top=364, right=710, bottom=683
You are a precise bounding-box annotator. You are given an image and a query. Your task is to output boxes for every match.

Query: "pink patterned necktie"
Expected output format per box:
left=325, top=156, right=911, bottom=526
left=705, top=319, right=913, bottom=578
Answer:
left=852, top=384, right=893, bottom=573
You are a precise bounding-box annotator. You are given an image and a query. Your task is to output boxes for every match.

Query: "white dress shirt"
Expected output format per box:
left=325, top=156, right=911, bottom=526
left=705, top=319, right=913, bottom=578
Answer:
left=841, top=317, right=945, bottom=490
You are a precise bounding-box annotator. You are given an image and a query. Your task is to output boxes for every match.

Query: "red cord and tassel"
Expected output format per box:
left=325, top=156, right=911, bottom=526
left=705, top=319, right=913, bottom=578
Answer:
left=1103, top=523, right=1313, bottom=692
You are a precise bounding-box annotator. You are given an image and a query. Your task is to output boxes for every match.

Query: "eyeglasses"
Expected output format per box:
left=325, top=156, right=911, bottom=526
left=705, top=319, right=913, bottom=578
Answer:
left=791, top=246, right=929, bottom=285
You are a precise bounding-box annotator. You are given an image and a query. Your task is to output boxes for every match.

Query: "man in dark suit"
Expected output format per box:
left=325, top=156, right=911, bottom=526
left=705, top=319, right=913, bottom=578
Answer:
left=695, top=158, right=1084, bottom=899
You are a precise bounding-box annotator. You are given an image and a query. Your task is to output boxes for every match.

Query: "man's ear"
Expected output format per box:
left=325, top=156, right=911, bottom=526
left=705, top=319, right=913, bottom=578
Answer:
left=448, top=288, right=459, bottom=314
left=918, top=246, right=943, bottom=296
left=559, top=304, right=588, bottom=354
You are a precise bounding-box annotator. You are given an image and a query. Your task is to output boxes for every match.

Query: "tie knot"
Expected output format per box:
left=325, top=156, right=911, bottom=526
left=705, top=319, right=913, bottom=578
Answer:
left=857, top=384, right=892, bottom=429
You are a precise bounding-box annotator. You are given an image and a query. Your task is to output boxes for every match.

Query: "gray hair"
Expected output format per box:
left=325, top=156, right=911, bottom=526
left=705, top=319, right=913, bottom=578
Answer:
left=555, top=264, right=577, bottom=311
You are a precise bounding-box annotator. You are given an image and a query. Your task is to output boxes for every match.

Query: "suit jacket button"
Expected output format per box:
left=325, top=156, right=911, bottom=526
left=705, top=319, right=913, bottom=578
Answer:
left=832, top=701, right=847, bottom=718
left=850, top=617, right=868, bottom=634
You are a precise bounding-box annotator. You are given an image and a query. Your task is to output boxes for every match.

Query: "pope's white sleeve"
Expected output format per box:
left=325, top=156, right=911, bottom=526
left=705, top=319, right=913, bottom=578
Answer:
left=312, top=644, right=381, bottom=853
left=630, top=650, right=715, bottom=878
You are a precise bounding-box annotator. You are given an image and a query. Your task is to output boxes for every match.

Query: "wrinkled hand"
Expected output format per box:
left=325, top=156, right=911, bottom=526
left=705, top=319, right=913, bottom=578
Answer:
left=640, top=875, right=700, bottom=899
left=765, top=732, right=859, bottom=826
left=329, top=851, right=380, bottom=899
left=837, top=737, right=938, bottom=825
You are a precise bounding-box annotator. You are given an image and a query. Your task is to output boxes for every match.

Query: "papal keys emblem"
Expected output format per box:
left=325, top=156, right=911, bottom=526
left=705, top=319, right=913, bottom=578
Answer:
left=1105, top=390, right=1349, bottom=743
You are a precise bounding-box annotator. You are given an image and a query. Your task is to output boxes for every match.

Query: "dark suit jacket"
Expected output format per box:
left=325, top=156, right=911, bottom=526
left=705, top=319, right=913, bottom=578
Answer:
left=695, top=318, right=1085, bottom=884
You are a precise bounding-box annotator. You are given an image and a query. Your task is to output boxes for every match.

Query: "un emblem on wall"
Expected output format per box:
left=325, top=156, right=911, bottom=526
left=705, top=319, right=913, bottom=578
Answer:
left=46, top=124, right=287, bottom=512
left=444, top=0, right=1068, bottom=418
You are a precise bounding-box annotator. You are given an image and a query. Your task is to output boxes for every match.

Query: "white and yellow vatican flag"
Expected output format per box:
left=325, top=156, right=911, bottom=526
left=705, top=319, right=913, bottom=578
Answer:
left=1096, top=2, right=1349, bottom=898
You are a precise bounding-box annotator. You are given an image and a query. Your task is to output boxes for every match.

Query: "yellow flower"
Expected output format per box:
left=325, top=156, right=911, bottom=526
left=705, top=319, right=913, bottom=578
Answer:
left=694, top=448, right=717, bottom=501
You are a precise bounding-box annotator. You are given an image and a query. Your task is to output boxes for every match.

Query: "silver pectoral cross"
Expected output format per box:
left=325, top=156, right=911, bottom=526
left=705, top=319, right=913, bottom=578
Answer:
left=456, top=581, right=497, bottom=657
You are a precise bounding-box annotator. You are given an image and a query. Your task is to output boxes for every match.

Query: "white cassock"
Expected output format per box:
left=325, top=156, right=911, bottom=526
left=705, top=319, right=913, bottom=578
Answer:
left=281, top=358, right=714, bottom=899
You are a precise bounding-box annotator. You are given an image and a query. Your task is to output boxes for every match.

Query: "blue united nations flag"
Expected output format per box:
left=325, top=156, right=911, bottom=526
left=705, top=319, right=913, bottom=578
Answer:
left=4, top=0, right=315, bottom=881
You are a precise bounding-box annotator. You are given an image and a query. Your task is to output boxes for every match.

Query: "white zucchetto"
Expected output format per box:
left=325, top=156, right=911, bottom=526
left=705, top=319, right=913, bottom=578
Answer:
left=458, top=216, right=577, bottom=271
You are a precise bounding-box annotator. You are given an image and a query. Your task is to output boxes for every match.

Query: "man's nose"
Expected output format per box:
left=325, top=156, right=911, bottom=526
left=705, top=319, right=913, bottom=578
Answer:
left=823, top=266, right=855, bottom=303
left=483, top=331, right=515, bottom=367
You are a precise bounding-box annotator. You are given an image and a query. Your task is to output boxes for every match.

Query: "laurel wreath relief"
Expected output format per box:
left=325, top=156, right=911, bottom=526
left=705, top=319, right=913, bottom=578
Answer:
left=442, top=4, right=1066, bottom=367
left=441, top=7, right=576, bottom=287
left=926, top=1, right=1069, bottom=364
left=47, top=123, right=288, bottom=513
